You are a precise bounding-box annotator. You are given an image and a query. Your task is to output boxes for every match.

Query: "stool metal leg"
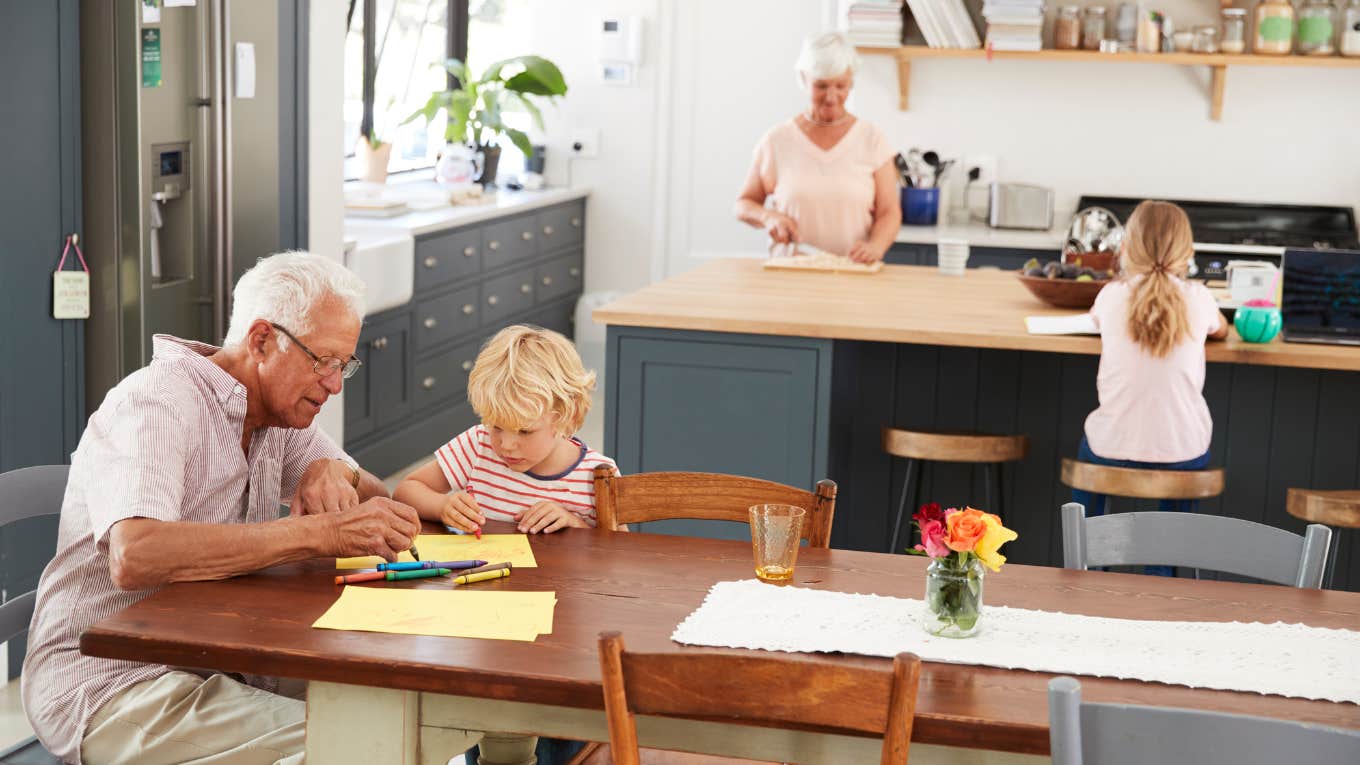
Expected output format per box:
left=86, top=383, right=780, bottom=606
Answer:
left=889, top=458, right=919, bottom=554
left=982, top=463, right=1002, bottom=514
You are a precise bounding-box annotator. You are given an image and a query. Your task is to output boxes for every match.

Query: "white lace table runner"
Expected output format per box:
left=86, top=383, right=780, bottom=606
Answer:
left=671, top=580, right=1360, bottom=704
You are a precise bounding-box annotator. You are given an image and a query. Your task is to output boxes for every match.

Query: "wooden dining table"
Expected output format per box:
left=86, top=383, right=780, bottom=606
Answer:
left=80, top=522, right=1360, bottom=765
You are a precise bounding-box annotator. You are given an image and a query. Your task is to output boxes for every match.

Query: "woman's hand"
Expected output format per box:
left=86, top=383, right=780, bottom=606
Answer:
left=762, top=211, right=800, bottom=245
left=846, top=241, right=885, bottom=264
left=517, top=501, right=589, bottom=534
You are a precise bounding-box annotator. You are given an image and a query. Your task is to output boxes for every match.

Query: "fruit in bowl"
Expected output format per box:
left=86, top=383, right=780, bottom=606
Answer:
left=1017, top=257, right=1114, bottom=309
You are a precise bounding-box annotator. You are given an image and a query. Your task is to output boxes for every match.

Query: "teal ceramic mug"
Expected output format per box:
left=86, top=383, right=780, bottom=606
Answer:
left=1234, top=302, right=1282, bottom=343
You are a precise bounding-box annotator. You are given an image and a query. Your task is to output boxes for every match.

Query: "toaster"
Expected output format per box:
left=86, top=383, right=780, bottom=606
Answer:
left=989, top=183, right=1055, bottom=230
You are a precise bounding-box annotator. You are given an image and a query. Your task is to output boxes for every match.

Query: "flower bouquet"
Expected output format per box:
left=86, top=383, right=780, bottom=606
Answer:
left=910, top=503, right=1018, bottom=638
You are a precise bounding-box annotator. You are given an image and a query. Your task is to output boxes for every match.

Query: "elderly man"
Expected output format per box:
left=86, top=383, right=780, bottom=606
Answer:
left=23, top=252, right=421, bottom=764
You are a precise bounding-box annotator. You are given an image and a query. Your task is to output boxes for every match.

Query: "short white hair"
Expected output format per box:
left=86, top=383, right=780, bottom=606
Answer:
left=224, top=250, right=367, bottom=348
left=796, top=32, right=858, bottom=81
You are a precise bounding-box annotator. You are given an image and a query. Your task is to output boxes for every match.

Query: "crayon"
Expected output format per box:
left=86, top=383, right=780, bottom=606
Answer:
left=452, top=568, right=511, bottom=586
left=387, top=568, right=452, bottom=581
left=459, top=562, right=511, bottom=577
left=380, top=559, right=487, bottom=572
left=444, top=524, right=484, bottom=540
left=409, top=544, right=421, bottom=562
left=334, top=571, right=387, bottom=585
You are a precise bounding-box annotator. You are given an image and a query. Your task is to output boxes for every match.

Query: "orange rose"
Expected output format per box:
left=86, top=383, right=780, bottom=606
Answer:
left=945, top=507, right=988, bottom=553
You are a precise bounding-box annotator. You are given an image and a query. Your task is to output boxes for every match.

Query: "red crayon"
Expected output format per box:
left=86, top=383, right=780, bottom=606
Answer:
left=334, top=570, right=386, bottom=585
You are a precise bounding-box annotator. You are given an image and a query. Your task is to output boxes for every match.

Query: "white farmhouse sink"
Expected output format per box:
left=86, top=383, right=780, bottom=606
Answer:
left=343, top=224, right=414, bottom=316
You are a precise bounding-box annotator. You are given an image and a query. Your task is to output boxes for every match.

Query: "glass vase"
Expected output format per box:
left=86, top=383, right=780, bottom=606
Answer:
left=922, top=556, right=985, bottom=638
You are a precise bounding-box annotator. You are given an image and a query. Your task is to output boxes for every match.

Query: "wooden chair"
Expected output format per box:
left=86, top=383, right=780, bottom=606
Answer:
left=0, top=465, right=67, bottom=765
left=1048, top=676, right=1360, bottom=765
left=593, top=466, right=837, bottom=548
left=881, top=428, right=1028, bottom=554
left=598, top=631, right=921, bottom=765
left=1286, top=488, right=1360, bottom=589
left=1060, top=502, right=1331, bottom=588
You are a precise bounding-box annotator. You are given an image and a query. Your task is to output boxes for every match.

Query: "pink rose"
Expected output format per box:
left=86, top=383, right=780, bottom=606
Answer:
left=913, top=517, right=951, bottom=558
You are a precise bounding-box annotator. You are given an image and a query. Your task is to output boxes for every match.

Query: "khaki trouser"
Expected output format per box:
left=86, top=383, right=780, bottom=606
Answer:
left=82, top=671, right=307, bottom=765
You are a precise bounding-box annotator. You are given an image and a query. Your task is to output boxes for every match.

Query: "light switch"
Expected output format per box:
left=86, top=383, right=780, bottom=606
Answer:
left=235, top=42, right=255, bottom=99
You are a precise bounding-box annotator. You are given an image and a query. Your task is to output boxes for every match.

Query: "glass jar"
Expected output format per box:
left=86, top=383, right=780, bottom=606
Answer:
left=1055, top=5, right=1082, bottom=49
left=1083, top=6, right=1108, bottom=49
left=1116, top=2, right=1138, bottom=42
left=1221, top=7, right=1248, bottom=52
left=1254, top=0, right=1296, bottom=54
left=1192, top=24, right=1220, bottom=52
left=922, top=557, right=985, bottom=638
left=1343, top=0, right=1360, bottom=56
left=1298, top=0, right=1338, bottom=53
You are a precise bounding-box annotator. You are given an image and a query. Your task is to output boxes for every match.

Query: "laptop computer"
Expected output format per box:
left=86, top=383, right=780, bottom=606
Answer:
left=1281, top=248, right=1360, bottom=346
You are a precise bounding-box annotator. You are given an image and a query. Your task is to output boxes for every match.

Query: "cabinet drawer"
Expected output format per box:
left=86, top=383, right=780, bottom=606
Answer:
left=414, top=286, right=480, bottom=350
left=414, top=228, right=481, bottom=292
left=413, top=337, right=483, bottom=412
left=535, top=250, right=584, bottom=304
left=481, top=214, right=537, bottom=269
left=536, top=201, right=584, bottom=253
left=481, top=266, right=536, bottom=327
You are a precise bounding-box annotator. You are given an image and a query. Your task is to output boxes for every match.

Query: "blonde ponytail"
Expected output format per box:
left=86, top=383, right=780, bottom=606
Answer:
left=1121, top=201, right=1195, bottom=357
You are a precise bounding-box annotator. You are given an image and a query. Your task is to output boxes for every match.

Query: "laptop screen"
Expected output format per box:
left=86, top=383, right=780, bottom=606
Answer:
left=1281, top=249, right=1360, bottom=336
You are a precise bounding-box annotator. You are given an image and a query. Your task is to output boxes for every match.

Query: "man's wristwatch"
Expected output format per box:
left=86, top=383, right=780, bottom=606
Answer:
left=341, top=460, right=360, bottom=489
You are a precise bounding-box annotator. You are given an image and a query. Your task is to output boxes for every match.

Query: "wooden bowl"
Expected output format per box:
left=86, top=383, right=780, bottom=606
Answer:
left=1016, top=273, right=1111, bottom=309
left=1063, top=250, right=1118, bottom=274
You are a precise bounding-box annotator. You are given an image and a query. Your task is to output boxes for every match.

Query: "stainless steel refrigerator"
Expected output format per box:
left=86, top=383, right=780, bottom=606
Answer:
left=80, top=0, right=306, bottom=409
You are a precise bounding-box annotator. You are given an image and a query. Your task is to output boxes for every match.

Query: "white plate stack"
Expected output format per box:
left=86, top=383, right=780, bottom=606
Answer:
left=938, top=238, right=970, bottom=275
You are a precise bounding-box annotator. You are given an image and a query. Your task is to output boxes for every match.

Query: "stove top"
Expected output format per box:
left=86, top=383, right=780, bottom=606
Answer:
left=1075, top=196, right=1360, bottom=251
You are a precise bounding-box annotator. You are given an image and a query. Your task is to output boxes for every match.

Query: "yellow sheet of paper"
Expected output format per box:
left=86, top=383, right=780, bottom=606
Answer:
left=335, top=533, right=537, bottom=570
left=312, top=587, right=557, bottom=641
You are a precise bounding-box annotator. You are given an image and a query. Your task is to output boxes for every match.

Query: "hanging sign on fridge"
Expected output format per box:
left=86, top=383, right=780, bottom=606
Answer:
left=142, top=0, right=161, bottom=24
left=141, top=28, right=162, bottom=88
left=53, top=235, right=90, bottom=320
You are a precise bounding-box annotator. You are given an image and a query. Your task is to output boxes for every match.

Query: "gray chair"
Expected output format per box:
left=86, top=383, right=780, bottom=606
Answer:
left=0, top=465, right=68, bottom=765
left=1060, top=501, right=1331, bottom=588
left=1048, top=676, right=1360, bottom=765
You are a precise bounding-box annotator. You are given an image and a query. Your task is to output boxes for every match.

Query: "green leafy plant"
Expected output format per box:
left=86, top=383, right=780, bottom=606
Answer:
left=404, top=56, right=567, bottom=157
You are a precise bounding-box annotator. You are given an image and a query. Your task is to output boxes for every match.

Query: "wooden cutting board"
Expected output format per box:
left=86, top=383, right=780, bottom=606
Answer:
left=762, top=253, right=883, bottom=275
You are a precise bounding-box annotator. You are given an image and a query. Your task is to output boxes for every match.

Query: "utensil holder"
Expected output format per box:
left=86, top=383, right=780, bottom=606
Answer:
left=902, top=187, right=940, bottom=226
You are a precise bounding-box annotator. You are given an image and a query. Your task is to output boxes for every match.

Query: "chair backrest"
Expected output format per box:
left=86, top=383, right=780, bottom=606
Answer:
left=593, top=466, right=837, bottom=548
left=0, top=465, right=69, bottom=643
left=1048, top=676, right=1360, bottom=765
left=598, top=631, right=920, bottom=765
left=1060, top=502, right=1330, bottom=588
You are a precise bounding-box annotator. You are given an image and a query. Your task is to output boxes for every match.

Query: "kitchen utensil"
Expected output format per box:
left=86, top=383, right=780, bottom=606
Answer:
left=894, top=153, right=912, bottom=187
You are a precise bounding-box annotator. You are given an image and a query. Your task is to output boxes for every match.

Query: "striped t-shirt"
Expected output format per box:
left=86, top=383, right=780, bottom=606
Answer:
left=434, top=424, right=617, bottom=526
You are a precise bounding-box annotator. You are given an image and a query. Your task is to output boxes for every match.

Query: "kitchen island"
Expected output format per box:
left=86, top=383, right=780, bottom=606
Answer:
left=595, top=258, right=1360, bottom=590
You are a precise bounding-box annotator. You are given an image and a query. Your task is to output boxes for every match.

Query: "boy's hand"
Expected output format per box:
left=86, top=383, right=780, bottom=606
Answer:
left=441, top=491, right=485, bottom=533
left=517, top=500, right=588, bottom=534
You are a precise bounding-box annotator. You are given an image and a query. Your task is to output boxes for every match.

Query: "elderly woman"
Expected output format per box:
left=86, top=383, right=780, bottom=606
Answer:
left=735, top=32, right=901, bottom=264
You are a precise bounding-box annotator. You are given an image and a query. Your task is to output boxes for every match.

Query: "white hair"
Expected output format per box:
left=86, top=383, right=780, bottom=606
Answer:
left=796, top=32, right=858, bottom=82
left=224, top=250, right=367, bottom=348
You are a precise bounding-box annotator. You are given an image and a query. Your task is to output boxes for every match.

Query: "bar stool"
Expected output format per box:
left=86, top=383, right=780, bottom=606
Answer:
left=1286, top=488, right=1360, bottom=588
left=882, top=428, right=1028, bottom=554
left=1060, top=459, right=1225, bottom=509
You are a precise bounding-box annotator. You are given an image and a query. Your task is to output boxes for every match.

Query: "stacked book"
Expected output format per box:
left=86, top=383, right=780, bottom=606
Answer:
left=844, top=1, right=906, bottom=48
left=982, top=0, right=1044, bottom=51
left=899, top=0, right=983, bottom=48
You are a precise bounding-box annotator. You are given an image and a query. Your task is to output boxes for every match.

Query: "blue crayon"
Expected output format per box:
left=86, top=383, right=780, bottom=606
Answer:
left=377, top=561, right=427, bottom=572
left=378, top=559, right=488, bottom=572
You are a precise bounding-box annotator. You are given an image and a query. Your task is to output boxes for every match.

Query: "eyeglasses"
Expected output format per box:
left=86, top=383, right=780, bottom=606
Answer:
left=270, top=323, right=362, bottom=380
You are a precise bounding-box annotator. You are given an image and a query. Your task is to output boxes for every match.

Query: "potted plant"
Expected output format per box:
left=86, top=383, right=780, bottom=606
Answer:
left=405, top=56, right=567, bottom=187
left=355, top=131, right=392, bottom=184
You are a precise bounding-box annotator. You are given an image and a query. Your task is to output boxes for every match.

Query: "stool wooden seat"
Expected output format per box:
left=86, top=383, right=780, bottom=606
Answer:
left=1060, top=459, right=1225, bottom=500
left=882, top=428, right=1028, bottom=554
left=1286, top=489, right=1360, bottom=528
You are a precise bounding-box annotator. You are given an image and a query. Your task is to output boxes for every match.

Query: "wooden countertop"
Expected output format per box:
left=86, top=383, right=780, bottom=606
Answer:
left=593, top=259, right=1360, bottom=372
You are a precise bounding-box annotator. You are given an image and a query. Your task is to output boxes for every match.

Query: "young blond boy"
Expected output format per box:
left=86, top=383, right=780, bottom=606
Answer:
left=395, top=324, right=617, bottom=534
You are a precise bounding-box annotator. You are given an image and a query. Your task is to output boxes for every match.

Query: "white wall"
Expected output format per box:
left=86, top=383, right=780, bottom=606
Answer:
left=311, top=0, right=347, bottom=443
left=524, top=0, right=1359, bottom=296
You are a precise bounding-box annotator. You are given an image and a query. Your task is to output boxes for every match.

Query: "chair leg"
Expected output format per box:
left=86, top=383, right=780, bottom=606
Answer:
left=889, top=459, right=918, bottom=554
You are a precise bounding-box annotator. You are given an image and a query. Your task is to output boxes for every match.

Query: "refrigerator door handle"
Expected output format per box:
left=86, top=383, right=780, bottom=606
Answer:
left=208, top=0, right=233, bottom=343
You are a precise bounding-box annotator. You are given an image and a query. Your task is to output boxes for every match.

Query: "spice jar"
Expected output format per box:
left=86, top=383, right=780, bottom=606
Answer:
left=1055, top=6, right=1082, bottom=49
left=1298, top=0, right=1338, bottom=53
left=1254, top=0, right=1296, bottom=54
left=1192, top=24, right=1220, bottom=52
left=1343, top=0, right=1360, bottom=56
left=1220, top=7, right=1248, bottom=52
left=1083, top=6, right=1108, bottom=49
left=1116, top=2, right=1138, bottom=42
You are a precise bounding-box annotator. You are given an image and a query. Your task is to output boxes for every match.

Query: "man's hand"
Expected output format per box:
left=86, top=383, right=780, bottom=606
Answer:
left=517, top=500, right=588, bottom=534
left=440, top=491, right=485, bottom=533
left=293, top=459, right=361, bottom=516
left=324, top=497, right=421, bottom=561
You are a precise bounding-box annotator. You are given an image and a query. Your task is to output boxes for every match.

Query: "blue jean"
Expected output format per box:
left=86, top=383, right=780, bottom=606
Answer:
left=1071, top=435, right=1211, bottom=577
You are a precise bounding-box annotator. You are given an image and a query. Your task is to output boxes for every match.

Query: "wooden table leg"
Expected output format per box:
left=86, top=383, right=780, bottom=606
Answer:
left=477, top=732, right=540, bottom=765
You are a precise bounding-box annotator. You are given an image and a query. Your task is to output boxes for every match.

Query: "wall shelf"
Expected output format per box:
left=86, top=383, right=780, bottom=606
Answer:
left=858, top=45, right=1360, bottom=121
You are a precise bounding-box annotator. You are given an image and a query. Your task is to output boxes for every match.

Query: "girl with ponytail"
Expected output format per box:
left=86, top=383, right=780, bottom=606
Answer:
left=1074, top=201, right=1229, bottom=551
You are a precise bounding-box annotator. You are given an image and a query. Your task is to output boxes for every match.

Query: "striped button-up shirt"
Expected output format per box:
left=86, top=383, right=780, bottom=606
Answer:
left=22, top=335, right=348, bottom=763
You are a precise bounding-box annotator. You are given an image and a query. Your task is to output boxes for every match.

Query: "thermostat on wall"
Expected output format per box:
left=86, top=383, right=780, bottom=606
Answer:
left=599, top=16, right=641, bottom=85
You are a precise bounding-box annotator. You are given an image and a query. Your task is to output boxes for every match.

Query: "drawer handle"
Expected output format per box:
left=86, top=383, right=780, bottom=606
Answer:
left=543, top=225, right=554, bottom=236
left=423, top=317, right=437, bottom=329
left=541, top=276, right=553, bottom=286
left=461, top=360, right=474, bottom=372
left=521, top=230, right=534, bottom=241
left=371, top=337, right=388, bottom=350
left=569, top=267, right=581, bottom=277
left=487, top=294, right=500, bottom=306
left=423, top=256, right=438, bottom=268
left=520, top=283, right=532, bottom=294
left=571, top=217, right=581, bottom=227
left=422, top=376, right=436, bottom=390
left=461, top=304, right=475, bottom=315
left=488, top=240, right=500, bottom=250
left=463, top=246, right=475, bottom=257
